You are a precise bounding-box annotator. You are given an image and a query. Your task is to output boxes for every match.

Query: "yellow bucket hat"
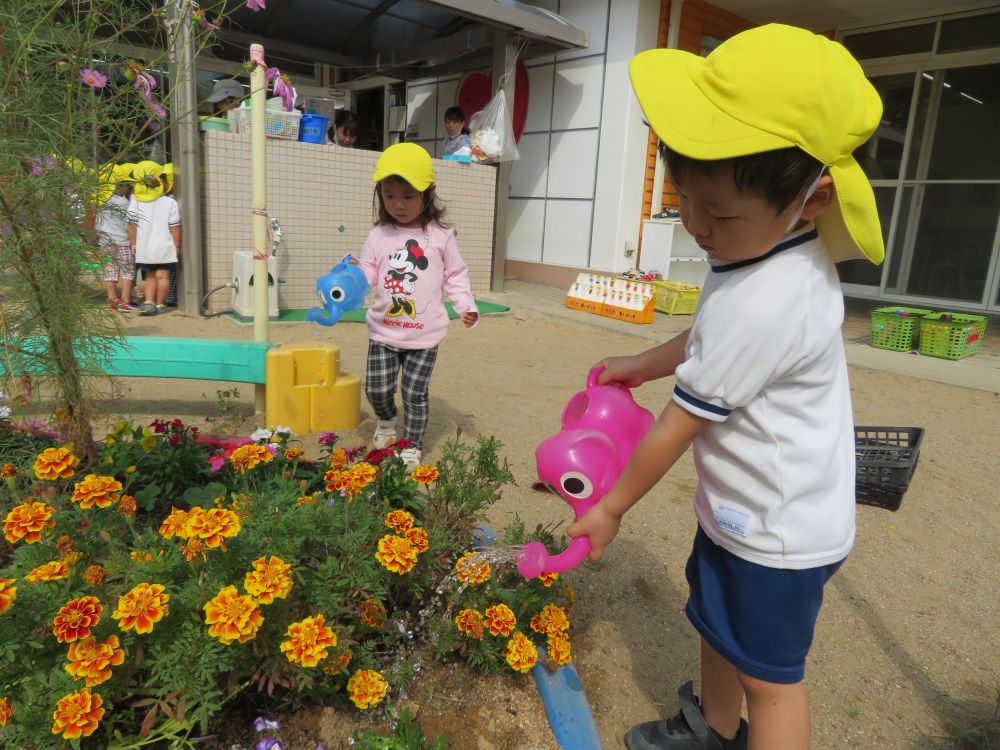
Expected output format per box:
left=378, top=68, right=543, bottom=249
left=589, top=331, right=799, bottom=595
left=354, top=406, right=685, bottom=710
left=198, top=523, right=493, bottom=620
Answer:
left=629, top=24, right=885, bottom=264
left=132, top=160, right=164, bottom=202
left=160, top=162, right=175, bottom=194
left=372, top=143, right=435, bottom=191
left=95, top=162, right=134, bottom=204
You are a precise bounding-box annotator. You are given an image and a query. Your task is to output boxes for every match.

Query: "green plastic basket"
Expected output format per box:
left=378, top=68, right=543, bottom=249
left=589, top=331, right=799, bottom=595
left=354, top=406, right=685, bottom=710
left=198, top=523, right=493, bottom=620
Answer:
left=870, top=307, right=933, bottom=352
left=918, top=312, right=987, bottom=360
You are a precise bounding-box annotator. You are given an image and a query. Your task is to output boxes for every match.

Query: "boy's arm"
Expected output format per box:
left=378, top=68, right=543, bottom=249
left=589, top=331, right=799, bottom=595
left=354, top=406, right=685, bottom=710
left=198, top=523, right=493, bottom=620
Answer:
left=170, top=225, right=182, bottom=259
left=128, top=223, right=137, bottom=253
left=598, top=329, right=690, bottom=387
left=567, top=400, right=710, bottom=560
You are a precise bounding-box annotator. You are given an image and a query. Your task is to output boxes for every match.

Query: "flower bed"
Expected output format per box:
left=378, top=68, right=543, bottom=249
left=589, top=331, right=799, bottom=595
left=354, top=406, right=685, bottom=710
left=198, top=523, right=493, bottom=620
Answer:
left=0, top=420, right=573, bottom=748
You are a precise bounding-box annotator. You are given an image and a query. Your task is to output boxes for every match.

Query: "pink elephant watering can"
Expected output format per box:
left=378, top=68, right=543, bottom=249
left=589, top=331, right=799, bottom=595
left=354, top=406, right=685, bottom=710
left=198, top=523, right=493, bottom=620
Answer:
left=517, top=366, right=655, bottom=579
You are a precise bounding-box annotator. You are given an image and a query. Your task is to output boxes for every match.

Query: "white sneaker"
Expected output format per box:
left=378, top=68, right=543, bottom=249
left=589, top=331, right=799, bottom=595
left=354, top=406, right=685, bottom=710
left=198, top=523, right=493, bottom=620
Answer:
left=372, top=419, right=396, bottom=449
left=399, top=447, right=422, bottom=471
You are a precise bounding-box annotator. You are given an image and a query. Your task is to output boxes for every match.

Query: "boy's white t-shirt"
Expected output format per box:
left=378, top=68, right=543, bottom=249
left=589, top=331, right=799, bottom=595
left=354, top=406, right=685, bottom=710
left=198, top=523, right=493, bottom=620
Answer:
left=673, top=224, right=856, bottom=570
left=95, top=194, right=130, bottom=246
left=128, top=195, right=180, bottom=263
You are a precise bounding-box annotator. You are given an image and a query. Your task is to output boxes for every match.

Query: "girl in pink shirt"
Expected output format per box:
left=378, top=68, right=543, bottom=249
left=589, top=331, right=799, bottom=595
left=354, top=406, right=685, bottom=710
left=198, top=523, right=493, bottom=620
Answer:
left=356, top=143, right=479, bottom=469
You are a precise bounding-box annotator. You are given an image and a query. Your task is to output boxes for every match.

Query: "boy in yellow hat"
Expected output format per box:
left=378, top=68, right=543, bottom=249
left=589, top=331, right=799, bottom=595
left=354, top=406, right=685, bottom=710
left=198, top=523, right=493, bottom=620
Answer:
left=566, top=24, right=884, bottom=750
left=127, top=160, right=181, bottom=315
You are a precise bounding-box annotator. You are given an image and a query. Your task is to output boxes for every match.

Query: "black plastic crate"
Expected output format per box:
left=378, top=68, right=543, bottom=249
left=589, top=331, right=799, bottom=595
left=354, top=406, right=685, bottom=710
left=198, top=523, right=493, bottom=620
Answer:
left=855, top=426, right=925, bottom=511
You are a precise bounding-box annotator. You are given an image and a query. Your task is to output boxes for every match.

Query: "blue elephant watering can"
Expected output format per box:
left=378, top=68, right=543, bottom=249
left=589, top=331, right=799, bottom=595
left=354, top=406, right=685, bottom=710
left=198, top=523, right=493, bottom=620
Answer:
left=305, top=255, right=370, bottom=327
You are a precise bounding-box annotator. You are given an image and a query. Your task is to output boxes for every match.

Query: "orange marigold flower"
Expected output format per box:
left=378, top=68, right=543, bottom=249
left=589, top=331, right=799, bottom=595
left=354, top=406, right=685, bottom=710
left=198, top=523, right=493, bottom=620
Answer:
left=384, top=509, right=414, bottom=533
left=244, top=556, right=293, bottom=604
left=455, top=608, right=484, bottom=639
left=0, top=463, right=15, bottom=479
left=159, top=507, right=190, bottom=539
left=183, top=507, right=241, bottom=549
left=0, top=578, right=17, bottom=615
left=329, top=448, right=348, bottom=469
left=455, top=552, right=491, bottom=586
left=70, top=474, right=123, bottom=509
left=404, top=527, right=429, bottom=554
left=411, top=465, right=439, bottom=484
left=56, top=535, right=74, bottom=557
left=63, top=550, right=83, bottom=566
left=117, top=495, right=137, bottom=516
left=529, top=604, right=570, bottom=635
left=295, top=494, right=315, bottom=505
left=324, top=468, right=347, bottom=493
left=52, top=596, right=103, bottom=643
left=229, top=443, right=273, bottom=473
left=203, top=585, right=263, bottom=645
left=546, top=632, right=572, bottom=667
left=25, top=560, right=68, bottom=583
left=538, top=572, right=560, bottom=587
left=284, top=447, right=305, bottom=460
left=33, top=447, right=79, bottom=481
left=280, top=613, right=337, bottom=667
left=359, top=598, right=386, bottom=628
left=112, top=582, right=170, bottom=634
left=3, top=499, right=55, bottom=544
left=130, top=550, right=154, bottom=563
left=375, top=534, right=417, bottom=575
left=65, top=635, right=125, bottom=686
left=321, top=648, right=352, bottom=676
left=0, top=696, right=11, bottom=726
left=347, top=669, right=388, bottom=710
left=483, top=603, right=516, bottom=637
left=180, top=538, right=206, bottom=562
left=504, top=631, right=538, bottom=673
left=352, top=462, right=378, bottom=484
left=51, top=686, right=104, bottom=739
left=82, top=565, right=106, bottom=586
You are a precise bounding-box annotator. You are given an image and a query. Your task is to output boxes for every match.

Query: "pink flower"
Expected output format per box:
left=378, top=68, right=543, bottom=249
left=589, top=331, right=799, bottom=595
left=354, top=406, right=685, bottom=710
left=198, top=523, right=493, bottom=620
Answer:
left=194, top=10, right=220, bottom=30
left=247, top=0, right=266, bottom=10
left=148, top=101, right=167, bottom=119
left=265, top=67, right=280, bottom=82
left=79, top=68, right=107, bottom=90
left=134, top=71, right=156, bottom=104
left=272, top=74, right=296, bottom=112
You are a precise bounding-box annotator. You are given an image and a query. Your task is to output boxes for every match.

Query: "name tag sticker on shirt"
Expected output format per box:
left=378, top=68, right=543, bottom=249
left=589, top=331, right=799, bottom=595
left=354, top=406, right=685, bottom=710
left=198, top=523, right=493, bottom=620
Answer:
left=714, top=505, right=750, bottom=538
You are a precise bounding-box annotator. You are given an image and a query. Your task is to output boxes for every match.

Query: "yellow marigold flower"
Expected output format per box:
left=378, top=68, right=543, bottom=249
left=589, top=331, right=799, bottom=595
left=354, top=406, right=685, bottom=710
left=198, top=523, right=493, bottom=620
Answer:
left=405, top=527, right=429, bottom=554
left=229, top=443, right=273, bottom=473
left=0, top=578, right=17, bottom=615
left=0, top=463, right=15, bottom=479
left=117, top=495, right=137, bottom=516
left=159, top=507, right=190, bottom=539
left=329, top=448, right=348, bottom=469
left=284, top=447, right=305, bottom=460
left=62, top=550, right=83, bottom=566
left=505, top=631, right=538, bottom=673
left=538, top=572, right=560, bottom=587
left=455, top=608, right=484, bottom=639
left=126, top=465, right=137, bottom=474
left=203, top=585, right=263, bottom=645
left=359, top=598, right=386, bottom=628
left=70, top=474, right=123, bottom=510
left=411, top=465, right=439, bottom=484
left=180, top=538, right=206, bottom=561
left=375, top=534, right=417, bottom=575
left=65, top=635, right=125, bottom=687
left=25, top=560, right=68, bottom=583
left=33, top=447, right=79, bottom=481
left=546, top=632, right=572, bottom=667
left=82, top=565, right=106, bottom=586
left=51, top=686, right=104, bottom=739
left=0, top=696, right=11, bottom=726
left=130, top=550, right=154, bottom=563
left=52, top=596, right=103, bottom=643
left=112, top=582, right=170, bottom=634
left=352, top=462, right=378, bottom=484
left=384, top=509, right=414, bottom=533
left=321, top=648, right=352, bottom=676
left=3, top=500, right=55, bottom=544
left=295, top=494, right=315, bottom=505
left=244, top=556, right=293, bottom=604
left=483, top=604, right=516, bottom=637
left=455, top=552, right=491, bottom=586
left=184, top=507, right=241, bottom=549
left=139, top=432, right=157, bottom=450
left=347, top=669, right=388, bottom=710
left=529, top=604, right=570, bottom=635
left=324, top=468, right=347, bottom=493
left=280, top=614, right=337, bottom=667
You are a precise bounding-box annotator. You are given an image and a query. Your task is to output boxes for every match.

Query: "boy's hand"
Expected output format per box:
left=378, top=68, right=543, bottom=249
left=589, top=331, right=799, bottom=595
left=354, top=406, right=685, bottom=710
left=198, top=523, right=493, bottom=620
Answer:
left=567, top=502, right=623, bottom=561
left=461, top=311, right=479, bottom=328
left=595, top=355, right=647, bottom=388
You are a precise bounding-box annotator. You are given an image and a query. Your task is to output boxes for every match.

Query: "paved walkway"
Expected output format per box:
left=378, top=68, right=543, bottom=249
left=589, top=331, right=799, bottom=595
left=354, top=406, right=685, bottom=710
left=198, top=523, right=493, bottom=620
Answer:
left=481, top=280, right=1000, bottom=394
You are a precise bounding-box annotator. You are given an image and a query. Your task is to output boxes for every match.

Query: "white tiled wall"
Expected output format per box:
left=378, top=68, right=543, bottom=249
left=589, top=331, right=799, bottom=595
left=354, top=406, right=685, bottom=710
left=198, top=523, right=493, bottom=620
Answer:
left=200, top=132, right=497, bottom=313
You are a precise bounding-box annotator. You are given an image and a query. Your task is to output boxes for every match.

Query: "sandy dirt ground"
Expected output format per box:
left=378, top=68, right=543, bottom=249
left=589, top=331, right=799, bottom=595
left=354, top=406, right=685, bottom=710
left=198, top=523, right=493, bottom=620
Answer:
left=100, top=297, right=999, bottom=750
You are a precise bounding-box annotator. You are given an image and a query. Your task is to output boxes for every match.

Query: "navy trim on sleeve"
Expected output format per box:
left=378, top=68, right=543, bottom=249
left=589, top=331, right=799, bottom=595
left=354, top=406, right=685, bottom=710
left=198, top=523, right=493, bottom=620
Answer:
left=711, top=228, right=818, bottom=274
left=674, top=385, right=732, bottom=417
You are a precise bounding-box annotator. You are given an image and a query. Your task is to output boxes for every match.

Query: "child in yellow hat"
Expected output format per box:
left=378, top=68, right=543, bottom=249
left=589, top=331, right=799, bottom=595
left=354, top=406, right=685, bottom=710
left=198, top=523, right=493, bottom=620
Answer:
left=567, top=24, right=884, bottom=750
left=96, top=163, right=137, bottom=311
left=127, top=161, right=181, bottom=315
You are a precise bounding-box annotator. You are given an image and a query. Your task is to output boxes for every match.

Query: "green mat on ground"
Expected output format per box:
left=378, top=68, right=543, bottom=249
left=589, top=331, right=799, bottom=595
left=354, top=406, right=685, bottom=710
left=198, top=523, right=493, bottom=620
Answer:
left=227, top=300, right=509, bottom=324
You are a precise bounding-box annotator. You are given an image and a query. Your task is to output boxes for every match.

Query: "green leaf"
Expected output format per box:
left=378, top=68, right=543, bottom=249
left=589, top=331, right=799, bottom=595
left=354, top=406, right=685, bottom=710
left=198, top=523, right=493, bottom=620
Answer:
left=134, top=483, right=161, bottom=511
left=182, top=482, right=227, bottom=508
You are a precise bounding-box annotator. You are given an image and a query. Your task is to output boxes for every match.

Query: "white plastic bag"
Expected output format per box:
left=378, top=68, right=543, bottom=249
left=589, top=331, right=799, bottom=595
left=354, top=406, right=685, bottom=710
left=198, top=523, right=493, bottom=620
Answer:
left=469, top=89, right=519, bottom=163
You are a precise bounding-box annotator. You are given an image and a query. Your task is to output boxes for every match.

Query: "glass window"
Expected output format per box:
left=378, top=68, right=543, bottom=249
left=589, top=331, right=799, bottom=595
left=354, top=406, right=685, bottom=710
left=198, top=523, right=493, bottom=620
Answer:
left=925, top=64, right=1000, bottom=180
left=854, top=74, right=916, bottom=180
left=885, top=187, right=916, bottom=292
left=842, top=24, right=935, bottom=60
left=939, top=12, right=1000, bottom=53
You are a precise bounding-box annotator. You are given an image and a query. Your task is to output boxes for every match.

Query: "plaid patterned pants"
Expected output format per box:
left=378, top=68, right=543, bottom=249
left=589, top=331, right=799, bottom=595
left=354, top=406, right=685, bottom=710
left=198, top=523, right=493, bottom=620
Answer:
left=365, top=341, right=439, bottom=448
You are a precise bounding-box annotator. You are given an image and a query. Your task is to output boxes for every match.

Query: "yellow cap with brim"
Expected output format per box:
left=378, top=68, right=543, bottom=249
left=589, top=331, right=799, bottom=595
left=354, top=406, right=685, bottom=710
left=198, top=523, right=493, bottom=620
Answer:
left=629, top=24, right=885, bottom=264
left=372, top=142, right=435, bottom=192
left=132, top=160, right=164, bottom=202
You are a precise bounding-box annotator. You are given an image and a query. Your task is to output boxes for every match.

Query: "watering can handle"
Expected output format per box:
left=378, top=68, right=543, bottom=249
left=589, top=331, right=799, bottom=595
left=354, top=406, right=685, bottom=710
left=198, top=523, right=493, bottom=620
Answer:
left=586, top=365, right=605, bottom=388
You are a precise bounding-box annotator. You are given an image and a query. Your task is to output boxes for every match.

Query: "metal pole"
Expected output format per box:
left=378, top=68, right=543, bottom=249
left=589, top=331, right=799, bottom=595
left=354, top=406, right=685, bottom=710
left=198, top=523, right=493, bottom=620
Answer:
left=490, top=29, right=517, bottom=293
left=168, top=0, right=204, bottom=317
left=250, top=44, right=269, bottom=415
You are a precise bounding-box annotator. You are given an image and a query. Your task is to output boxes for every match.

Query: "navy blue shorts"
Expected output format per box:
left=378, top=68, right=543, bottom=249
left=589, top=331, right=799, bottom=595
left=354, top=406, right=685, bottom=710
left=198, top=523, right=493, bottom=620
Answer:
left=684, top=526, right=843, bottom=684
